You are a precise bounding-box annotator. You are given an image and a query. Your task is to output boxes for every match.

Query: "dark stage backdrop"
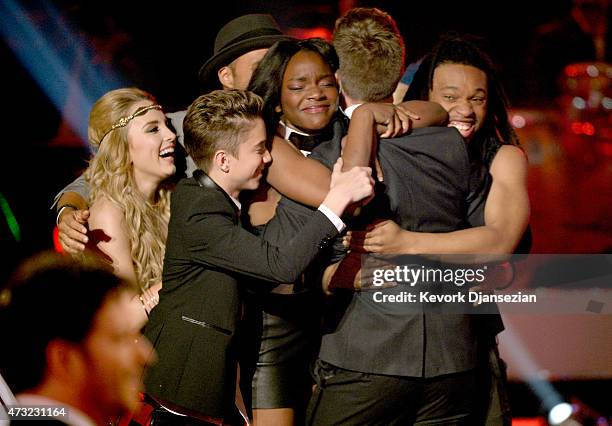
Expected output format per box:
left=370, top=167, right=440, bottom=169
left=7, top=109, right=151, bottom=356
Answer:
left=1, top=0, right=611, bottom=417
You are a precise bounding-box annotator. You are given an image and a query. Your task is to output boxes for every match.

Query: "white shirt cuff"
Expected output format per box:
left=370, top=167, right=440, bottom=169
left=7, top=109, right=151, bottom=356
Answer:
left=318, top=204, right=346, bottom=232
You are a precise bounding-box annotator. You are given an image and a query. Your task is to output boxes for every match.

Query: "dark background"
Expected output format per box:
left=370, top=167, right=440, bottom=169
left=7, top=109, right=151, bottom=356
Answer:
left=3, top=0, right=579, bottom=116
left=1, top=0, right=611, bottom=421
left=0, top=2, right=609, bottom=279
left=1, top=0, right=610, bottom=299
left=0, top=1, right=584, bottom=275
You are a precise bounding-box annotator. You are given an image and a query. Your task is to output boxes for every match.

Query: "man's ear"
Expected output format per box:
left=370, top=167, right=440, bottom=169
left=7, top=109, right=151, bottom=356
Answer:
left=212, top=150, right=230, bottom=173
left=218, top=66, right=234, bottom=90
left=45, top=339, right=84, bottom=382
left=274, top=104, right=282, bottom=114
left=335, top=71, right=342, bottom=93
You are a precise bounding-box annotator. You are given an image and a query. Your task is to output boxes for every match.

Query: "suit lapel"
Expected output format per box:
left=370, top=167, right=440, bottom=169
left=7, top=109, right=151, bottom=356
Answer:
left=193, top=169, right=240, bottom=223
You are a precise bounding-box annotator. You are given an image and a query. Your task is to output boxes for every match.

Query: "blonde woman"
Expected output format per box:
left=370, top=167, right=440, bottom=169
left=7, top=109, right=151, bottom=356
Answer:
left=84, top=88, right=176, bottom=316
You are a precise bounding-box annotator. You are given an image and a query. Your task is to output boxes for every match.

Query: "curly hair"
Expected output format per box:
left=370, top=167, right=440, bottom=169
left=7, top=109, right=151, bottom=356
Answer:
left=84, top=88, right=171, bottom=292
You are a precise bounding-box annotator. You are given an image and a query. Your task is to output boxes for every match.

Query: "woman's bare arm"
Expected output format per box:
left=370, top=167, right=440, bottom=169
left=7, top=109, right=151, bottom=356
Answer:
left=266, top=134, right=332, bottom=207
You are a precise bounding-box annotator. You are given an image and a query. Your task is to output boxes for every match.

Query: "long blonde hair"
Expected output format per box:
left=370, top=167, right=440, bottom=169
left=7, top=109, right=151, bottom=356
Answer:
left=84, top=88, right=171, bottom=292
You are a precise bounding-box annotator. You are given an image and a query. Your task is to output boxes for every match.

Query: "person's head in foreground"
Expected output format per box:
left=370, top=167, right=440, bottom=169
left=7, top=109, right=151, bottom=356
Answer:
left=0, top=251, right=155, bottom=425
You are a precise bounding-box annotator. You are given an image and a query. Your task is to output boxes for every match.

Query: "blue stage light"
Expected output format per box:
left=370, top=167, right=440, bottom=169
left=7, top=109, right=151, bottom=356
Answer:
left=0, top=0, right=127, bottom=151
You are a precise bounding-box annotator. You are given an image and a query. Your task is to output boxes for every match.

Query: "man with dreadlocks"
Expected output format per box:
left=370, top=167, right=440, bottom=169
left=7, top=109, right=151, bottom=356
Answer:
left=350, top=33, right=532, bottom=425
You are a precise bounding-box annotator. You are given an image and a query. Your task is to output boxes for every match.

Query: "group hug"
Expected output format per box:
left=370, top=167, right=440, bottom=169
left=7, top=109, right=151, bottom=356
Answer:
left=2, top=6, right=530, bottom=426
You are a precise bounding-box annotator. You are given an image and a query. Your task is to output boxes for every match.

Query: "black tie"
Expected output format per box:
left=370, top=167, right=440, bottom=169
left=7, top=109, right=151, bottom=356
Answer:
left=288, top=133, right=320, bottom=153
left=287, top=124, right=337, bottom=152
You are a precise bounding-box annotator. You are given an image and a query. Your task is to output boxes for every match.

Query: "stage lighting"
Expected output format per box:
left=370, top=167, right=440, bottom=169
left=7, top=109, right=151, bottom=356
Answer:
left=548, top=402, right=574, bottom=425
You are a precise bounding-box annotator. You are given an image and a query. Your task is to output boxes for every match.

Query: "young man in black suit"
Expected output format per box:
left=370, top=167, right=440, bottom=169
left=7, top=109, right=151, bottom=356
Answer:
left=306, top=8, right=482, bottom=425
left=143, top=90, right=374, bottom=425
left=0, top=251, right=154, bottom=426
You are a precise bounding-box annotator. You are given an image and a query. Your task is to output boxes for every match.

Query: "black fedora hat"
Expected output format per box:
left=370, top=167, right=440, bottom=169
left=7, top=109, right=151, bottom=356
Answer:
left=198, top=14, right=293, bottom=86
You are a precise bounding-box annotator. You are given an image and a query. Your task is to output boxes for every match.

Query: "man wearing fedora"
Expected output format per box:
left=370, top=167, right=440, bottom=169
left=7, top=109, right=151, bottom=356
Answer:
left=199, top=13, right=294, bottom=94
left=167, top=13, right=294, bottom=174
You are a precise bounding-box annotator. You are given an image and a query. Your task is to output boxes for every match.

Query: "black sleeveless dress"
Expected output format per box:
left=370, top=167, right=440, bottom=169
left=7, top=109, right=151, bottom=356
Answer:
left=245, top=115, right=346, bottom=412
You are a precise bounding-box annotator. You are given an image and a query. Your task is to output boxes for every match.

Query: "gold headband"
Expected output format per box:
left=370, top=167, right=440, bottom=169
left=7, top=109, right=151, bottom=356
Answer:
left=100, top=104, right=162, bottom=143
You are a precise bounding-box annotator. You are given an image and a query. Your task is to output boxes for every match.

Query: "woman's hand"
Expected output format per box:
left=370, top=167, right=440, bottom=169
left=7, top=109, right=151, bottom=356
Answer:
left=357, top=103, right=417, bottom=138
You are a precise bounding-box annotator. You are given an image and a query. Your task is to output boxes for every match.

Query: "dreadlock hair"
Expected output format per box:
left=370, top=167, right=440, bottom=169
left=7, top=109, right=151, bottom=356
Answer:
left=406, top=33, right=519, bottom=148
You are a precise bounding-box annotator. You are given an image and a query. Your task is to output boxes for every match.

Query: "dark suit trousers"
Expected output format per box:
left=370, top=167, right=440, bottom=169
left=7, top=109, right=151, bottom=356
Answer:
left=473, top=343, right=512, bottom=426
left=306, top=360, right=477, bottom=426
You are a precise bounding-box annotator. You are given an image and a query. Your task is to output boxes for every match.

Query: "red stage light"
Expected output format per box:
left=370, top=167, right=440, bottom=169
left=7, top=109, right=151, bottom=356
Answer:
left=512, top=418, right=547, bottom=426
left=287, top=27, right=333, bottom=41
left=570, top=122, right=583, bottom=134
left=564, top=64, right=580, bottom=77
left=303, top=27, right=333, bottom=40
left=53, top=226, right=63, bottom=253
left=581, top=122, right=595, bottom=136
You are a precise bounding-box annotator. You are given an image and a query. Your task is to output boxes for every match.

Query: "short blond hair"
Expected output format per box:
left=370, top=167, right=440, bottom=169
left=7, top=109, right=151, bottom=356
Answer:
left=333, top=7, right=405, bottom=102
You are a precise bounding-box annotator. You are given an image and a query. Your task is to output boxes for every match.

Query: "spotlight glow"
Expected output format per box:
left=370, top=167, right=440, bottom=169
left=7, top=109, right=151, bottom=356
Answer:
left=572, top=97, right=586, bottom=110
left=511, top=114, right=527, bottom=128
left=586, top=65, right=599, bottom=78
left=548, top=402, right=573, bottom=425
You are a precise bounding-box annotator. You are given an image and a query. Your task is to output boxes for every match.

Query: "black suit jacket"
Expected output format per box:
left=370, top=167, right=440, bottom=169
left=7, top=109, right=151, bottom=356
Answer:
left=319, top=126, right=477, bottom=377
left=143, top=172, right=339, bottom=420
